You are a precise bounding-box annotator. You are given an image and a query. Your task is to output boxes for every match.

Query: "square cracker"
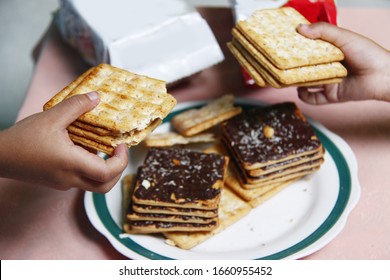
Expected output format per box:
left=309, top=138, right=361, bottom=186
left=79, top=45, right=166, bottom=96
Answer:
left=122, top=174, right=219, bottom=234
left=248, top=180, right=294, bottom=208
left=124, top=220, right=219, bottom=234
left=222, top=102, right=323, bottom=170
left=203, top=144, right=312, bottom=200
left=143, top=132, right=217, bottom=147
left=44, top=64, right=176, bottom=134
left=43, top=64, right=176, bottom=154
left=67, top=118, right=162, bottom=148
left=132, top=148, right=229, bottom=210
left=236, top=7, right=344, bottom=69
left=246, top=150, right=324, bottom=177
left=132, top=203, right=218, bottom=218
left=171, top=94, right=242, bottom=137
left=231, top=31, right=347, bottom=85
left=126, top=211, right=218, bottom=225
left=228, top=41, right=343, bottom=88
left=227, top=144, right=324, bottom=185
left=163, top=187, right=251, bottom=250
left=122, top=175, right=218, bottom=224
left=227, top=42, right=267, bottom=87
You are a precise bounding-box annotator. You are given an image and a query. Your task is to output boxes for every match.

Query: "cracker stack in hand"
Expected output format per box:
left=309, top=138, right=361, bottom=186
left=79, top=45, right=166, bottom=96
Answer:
left=43, top=64, right=176, bottom=155
left=227, top=7, right=347, bottom=88
left=123, top=148, right=229, bottom=234
left=221, top=102, right=325, bottom=207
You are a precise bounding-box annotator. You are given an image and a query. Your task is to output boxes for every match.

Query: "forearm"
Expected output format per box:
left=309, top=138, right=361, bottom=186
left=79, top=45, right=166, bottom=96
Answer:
left=0, top=128, right=19, bottom=180
left=377, top=49, right=390, bottom=102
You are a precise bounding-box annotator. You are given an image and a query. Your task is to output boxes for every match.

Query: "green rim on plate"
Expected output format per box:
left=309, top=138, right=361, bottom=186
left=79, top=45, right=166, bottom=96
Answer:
left=92, top=102, right=351, bottom=260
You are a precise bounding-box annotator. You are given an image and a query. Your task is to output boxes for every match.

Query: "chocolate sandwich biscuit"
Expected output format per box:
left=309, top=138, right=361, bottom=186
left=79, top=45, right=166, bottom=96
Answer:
left=124, top=219, right=219, bottom=234
left=132, top=148, right=229, bottom=210
left=163, top=187, right=251, bottom=249
left=225, top=144, right=324, bottom=185
left=126, top=211, right=218, bottom=224
left=122, top=173, right=219, bottom=234
left=132, top=204, right=218, bottom=218
left=222, top=102, right=323, bottom=170
left=245, top=150, right=325, bottom=177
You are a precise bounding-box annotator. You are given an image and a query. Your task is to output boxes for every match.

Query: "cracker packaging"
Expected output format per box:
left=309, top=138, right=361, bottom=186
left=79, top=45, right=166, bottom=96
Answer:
left=55, top=0, right=224, bottom=84
left=228, top=7, right=347, bottom=88
left=43, top=64, right=176, bottom=155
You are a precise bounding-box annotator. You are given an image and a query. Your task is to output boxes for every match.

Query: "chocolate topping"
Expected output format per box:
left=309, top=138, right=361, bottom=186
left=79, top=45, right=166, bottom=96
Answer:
left=222, top=102, right=321, bottom=165
left=133, top=148, right=226, bottom=204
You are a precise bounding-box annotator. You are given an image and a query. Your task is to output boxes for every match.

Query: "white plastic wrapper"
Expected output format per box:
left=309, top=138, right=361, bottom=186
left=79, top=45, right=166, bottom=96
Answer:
left=55, top=0, right=224, bottom=83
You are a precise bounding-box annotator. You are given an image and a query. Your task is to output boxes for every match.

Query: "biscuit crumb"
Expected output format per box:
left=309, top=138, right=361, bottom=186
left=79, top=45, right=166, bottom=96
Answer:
left=165, top=239, right=176, bottom=247
left=141, top=179, right=151, bottom=189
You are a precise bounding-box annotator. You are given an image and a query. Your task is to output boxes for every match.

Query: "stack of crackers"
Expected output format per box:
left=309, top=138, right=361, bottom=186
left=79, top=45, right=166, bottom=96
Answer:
left=123, top=148, right=229, bottom=234
left=227, top=7, right=347, bottom=88
left=221, top=102, right=324, bottom=206
left=43, top=64, right=176, bottom=155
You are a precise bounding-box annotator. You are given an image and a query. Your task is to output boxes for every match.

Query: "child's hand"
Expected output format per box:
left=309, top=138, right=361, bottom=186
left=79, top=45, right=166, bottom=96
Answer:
left=0, top=92, right=128, bottom=193
left=297, top=22, right=390, bottom=104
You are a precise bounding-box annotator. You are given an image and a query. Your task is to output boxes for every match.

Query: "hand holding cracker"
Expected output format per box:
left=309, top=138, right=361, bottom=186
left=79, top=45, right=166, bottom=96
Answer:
left=0, top=92, right=128, bottom=192
left=44, top=64, right=177, bottom=155
left=228, top=7, right=348, bottom=88
left=297, top=22, right=390, bottom=104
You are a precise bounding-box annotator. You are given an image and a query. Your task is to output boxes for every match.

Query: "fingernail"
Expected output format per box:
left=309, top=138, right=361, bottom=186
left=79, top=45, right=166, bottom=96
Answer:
left=87, top=91, right=100, bottom=101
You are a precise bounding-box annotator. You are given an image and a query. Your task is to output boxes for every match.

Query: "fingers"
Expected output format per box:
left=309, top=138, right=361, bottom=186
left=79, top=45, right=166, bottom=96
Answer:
left=297, top=83, right=340, bottom=105
left=297, top=87, right=328, bottom=105
left=71, top=143, right=129, bottom=193
left=44, top=92, right=129, bottom=193
left=297, top=22, right=358, bottom=50
left=46, top=92, right=100, bottom=127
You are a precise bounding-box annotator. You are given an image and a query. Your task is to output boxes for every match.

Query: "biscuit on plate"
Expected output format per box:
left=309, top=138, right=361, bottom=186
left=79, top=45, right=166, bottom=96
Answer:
left=171, top=94, right=242, bottom=136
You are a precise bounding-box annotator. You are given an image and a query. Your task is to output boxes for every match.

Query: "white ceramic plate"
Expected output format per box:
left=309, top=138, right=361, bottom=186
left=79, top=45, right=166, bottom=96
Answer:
left=84, top=98, right=361, bottom=259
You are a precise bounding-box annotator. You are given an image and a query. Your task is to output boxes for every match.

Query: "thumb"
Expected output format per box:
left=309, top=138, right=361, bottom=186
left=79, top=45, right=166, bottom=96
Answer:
left=297, top=22, right=356, bottom=50
left=47, top=92, right=100, bottom=127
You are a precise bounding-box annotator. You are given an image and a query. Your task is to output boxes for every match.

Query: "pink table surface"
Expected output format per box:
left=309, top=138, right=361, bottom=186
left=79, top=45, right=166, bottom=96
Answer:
left=0, top=7, right=389, bottom=260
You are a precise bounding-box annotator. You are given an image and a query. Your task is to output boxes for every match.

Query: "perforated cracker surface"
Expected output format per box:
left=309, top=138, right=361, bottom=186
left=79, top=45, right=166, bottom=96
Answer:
left=44, top=64, right=176, bottom=134
left=236, top=7, right=344, bottom=69
left=231, top=30, right=347, bottom=85
left=67, top=64, right=175, bottom=133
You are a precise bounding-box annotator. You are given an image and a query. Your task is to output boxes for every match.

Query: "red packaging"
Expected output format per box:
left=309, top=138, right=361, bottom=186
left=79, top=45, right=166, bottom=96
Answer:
left=283, top=0, right=337, bottom=25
